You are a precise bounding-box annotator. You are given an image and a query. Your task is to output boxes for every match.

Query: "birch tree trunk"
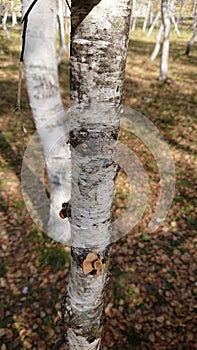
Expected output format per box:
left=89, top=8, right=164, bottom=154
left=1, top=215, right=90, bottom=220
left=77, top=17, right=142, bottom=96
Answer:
left=160, top=0, right=171, bottom=80
left=148, top=11, right=161, bottom=37
left=57, top=0, right=68, bottom=65
left=131, top=0, right=137, bottom=31
left=142, top=0, right=151, bottom=31
left=186, top=15, right=197, bottom=55
left=171, top=12, right=181, bottom=36
left=61, top=0, right=131, bottom=348
left=150, top=23, right=164, bottom=60
left=186, top=27, right=197, bottom=56
left=2, top=2, right=10, bottom=39
left=11, top=0, right=17, bottom=26
left=22, top=0, right=71, bottom=244
left=64, top=1, right=71, bottom=52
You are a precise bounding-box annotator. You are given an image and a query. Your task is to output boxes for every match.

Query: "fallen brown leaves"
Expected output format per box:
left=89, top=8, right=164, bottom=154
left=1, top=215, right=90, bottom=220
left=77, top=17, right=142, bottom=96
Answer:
left=0, top=26, right=197, bottom=349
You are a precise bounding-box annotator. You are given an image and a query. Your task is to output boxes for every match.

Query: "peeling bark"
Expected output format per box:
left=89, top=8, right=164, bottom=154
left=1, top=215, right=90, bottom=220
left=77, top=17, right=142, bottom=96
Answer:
left=62, top=0, right=131, bottom=348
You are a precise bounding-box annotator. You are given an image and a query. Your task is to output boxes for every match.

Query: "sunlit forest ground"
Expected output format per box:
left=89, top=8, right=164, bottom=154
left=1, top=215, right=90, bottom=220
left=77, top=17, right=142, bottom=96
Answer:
left=0, top=23, right=197, bottom=350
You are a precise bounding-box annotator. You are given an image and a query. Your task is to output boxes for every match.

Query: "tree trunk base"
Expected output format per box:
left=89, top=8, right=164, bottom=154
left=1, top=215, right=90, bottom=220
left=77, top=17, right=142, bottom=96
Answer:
left=158, top=76, right=172, bottom=84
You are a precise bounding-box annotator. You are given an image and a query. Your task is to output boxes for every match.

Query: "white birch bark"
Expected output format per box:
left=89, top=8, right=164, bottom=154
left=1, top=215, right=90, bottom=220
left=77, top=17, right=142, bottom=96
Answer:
left=176, top=0, right=185, bottom=26
left=160, top=0, right=171, bottom=80
left=11, top=0, right=17, bottom=26
left=148, top=11, right=161, bottom=37
left=64, top=1, right=71, bottom=56
left=168, top=0, right=180, bottom=35
left=57, top=0, right=68, bottom=65
left=61, top=0, right=131, bottom=348
left=149, top=2, right=153, bottom=24
left=2, top=2, right=10, bottom=39
left=171, top=12, right=181, bottom=36
left=22, top=0, right=71, bottom=244
left=131, top=0, right=137, bottom=31
left=142, top=0, right=151, bottom=31
left=150, top=23, right=164, bottom=60
left=131, top=15, right=137, bottom=30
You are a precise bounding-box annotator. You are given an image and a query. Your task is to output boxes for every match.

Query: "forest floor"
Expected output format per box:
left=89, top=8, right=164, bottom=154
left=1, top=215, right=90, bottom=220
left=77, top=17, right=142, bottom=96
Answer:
left=0, top=24, right=197, bottom=350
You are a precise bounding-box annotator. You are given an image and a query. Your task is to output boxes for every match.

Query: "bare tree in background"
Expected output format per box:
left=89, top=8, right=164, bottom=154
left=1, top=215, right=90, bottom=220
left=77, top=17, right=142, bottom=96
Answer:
left=0, top=0, right=19, bottom=36
left=11, top=0, right=17, bottom=26
left=186, top=11, right=197, bottom=55
left=1, top=1, right=10, bottom=38
left=142, top=0, right=152, bottom=31
left=151, top=0, right=174, bottom=82
left=159, top=0, right=171, bottom=80
left=57, top=0, right=70, bottom=65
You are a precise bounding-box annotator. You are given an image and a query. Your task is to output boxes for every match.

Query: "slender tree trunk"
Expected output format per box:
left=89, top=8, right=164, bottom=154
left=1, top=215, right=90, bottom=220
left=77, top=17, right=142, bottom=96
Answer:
left=160, top=0, right=171, bottom=80
left=171, top=12, right=181, bottom=36
left=2, top=3, right=10, bottom=39
left=148, top=11, right=161, bottom=37
left=64, top=1, right=71, bottom=56
left=176, top=0, right=185, bottom=27
left=61, top=0, right=131, bottom=348
left=150, top=23, right=164, bottom=61
left=142, top=0, right=151, bottom=31
left=57, top=0, right=68, bottom=65
left=186, top=18, right=197, bottom=55
left=22, top=0, right=71, bottom=244
left=131, top=0, right=137, bottom=31
left=168, top=0, right=180, bottom=35
left=131, top=15, right=137, bottom=30
left=149, top=3, right=153, bottom=24
left=11, top=0, right=17, bottom=26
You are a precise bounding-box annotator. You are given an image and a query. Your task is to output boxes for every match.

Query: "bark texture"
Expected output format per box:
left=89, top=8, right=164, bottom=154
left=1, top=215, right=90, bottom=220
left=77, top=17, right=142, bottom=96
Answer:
left=62, top=0, right=131, bottom=348
left=22, top=0, right=71, bottom=244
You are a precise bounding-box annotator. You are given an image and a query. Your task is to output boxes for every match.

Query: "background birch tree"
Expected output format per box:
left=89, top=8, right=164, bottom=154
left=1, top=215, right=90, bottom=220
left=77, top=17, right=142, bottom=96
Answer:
left=185, top=10, right=197, bottom=54
left=57, top=0, right=70, bottom=65
left=21, top=0, right=71, bottom=245
left=150, top=0, right=172, bottom=82
left=160, top=0, right=171, bottom=80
